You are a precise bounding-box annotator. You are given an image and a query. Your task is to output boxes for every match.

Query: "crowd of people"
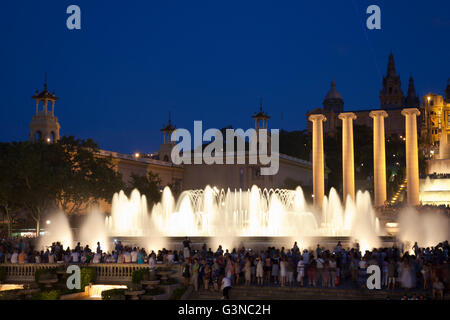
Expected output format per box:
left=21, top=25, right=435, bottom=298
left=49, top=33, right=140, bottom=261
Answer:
left=0, top=236, right=448, bottom=300
left=179, top=238, right=449, bottom=300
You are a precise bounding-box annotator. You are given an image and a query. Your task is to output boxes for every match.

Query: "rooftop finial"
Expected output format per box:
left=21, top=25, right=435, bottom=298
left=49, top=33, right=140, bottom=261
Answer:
left=168, top=111, right=172, bottom=124
left=259, top=97, right=263, bottom=112
left=44, top=72, right=47, bottom=89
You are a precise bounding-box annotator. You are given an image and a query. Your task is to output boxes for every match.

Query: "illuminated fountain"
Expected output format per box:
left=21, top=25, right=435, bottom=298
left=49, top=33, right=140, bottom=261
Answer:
left=105, top=185, right=382, bottom=251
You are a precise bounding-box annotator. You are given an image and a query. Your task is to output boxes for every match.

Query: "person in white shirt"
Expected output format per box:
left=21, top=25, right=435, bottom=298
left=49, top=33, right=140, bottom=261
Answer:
left=10, top=250, right=18, bottom=264
left=71, top=251, right=80, bottom=263
left=297, top=256, right=305, bottom=286
left=124, top=250, right=132, bottom=263
left=148, top=254, right=156, bottom=269
left=92, top=253, right=101, bottom=264
left=221, top=276, right=232, bottom=300
left=316, top=256, right=324, bottom=286
left=167, top=251, right=175, bottom=264
left=48, top=253, right=55, bottom=264
left=131, top=248, right=138, bottom=263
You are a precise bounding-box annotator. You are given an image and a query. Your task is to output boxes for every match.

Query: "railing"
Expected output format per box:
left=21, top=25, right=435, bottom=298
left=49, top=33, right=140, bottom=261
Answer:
left=1, top=263, right=176, bottom=283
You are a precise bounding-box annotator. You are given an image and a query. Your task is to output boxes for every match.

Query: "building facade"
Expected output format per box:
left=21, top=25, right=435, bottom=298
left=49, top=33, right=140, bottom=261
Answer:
left=306, top=53, right=420, bottom=138
left=28, top=82, right=315, bottom=200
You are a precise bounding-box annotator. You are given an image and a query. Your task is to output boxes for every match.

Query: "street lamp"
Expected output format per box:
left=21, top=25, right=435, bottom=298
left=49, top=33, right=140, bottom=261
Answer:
left=46, top=220, right=51, bottom=225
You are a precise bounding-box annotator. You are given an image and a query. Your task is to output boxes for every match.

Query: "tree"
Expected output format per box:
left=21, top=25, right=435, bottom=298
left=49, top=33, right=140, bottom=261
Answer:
left=0, top=143, right=20, bottom=236
left=127, top=171, right=162, bottom=208
left=55, top=136, right=124, bottom=215
left=7, top=141, right=65, bottom=236
left=0, top=137, right=124, bottom=236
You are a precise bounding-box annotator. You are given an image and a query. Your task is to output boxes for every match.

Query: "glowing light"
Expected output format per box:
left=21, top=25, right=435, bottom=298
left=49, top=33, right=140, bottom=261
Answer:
left=386, top=222, right=398, bottom=228
left=134, top=153, right=140, bottom=158
left=46, top=220, right=51, bottom=225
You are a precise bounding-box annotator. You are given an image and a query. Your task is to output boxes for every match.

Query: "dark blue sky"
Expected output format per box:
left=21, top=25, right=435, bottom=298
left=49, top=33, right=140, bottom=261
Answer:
left=1, top=0, right=449, bottom=154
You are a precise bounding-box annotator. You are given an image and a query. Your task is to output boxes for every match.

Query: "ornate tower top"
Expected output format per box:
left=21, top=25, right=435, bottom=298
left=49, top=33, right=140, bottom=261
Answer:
left=160, top=111, right=176, bottom=134
left=380, top=52, right=404, bottom=109
left=323, top=80, right=344, bottom=113
left=29, top=75, right=61, bottom=143
left=404, top=76, right=420, bottom=107
left=386, top=51, right=397, bottom=77
left=252, top=97, right=270, bottom=129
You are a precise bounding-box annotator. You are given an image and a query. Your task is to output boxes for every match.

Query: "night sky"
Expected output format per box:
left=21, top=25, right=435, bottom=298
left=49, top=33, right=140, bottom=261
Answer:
left=0, top=0, right=449, bottom=154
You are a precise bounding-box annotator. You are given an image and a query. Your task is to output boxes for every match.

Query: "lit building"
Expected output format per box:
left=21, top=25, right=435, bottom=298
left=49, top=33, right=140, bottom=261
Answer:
left=28, top=81, right=315, bottom=204
left=29, top=77, right=60, bottom=143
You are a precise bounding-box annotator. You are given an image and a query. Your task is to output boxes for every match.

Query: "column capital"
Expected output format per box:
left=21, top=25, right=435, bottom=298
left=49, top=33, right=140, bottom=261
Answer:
left=308, top=114, right=327, bottom=122
left=401, top=108, right=420, bottom=117
left=369, top=110, right=388, bottom=118
left=338, top=112, right=357, bottom=120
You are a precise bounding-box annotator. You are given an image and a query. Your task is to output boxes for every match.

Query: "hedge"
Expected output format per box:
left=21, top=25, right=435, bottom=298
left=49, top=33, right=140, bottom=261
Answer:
left=101, top=289, right=126, bottom=300
left=131, top=268, right=149, bottom=284
left=32, top=290, right=61, bottom=300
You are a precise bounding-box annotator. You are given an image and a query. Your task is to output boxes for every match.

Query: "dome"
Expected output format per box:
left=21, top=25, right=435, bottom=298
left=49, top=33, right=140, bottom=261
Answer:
left=324, top=80, right=343, bottom=100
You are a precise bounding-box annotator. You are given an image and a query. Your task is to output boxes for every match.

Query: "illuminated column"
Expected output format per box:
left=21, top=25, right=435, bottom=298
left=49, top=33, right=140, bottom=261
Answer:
left=309, top=114, right=327, bottom=208
left=401, top=108, right=421, bottom=206
left=338, top=112, right=357, bottom=202
left=369, top=110, right=388, bottom=207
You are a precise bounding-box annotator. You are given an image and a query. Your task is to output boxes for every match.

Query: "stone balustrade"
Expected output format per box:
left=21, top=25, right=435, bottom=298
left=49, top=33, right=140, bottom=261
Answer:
left=1, top=263, right=177, bottom=283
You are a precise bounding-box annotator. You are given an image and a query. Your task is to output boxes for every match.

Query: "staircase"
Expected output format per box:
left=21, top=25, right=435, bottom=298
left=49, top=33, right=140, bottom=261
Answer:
left=189, top=285, right=414, bottom=300
left=390, top=178, right=407, bottom=205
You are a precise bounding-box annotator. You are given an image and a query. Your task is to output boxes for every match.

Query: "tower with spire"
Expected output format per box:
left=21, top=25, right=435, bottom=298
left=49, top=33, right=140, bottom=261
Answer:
left=159, top=112, right=176, bottom=162
left=252, top=97, right=270, bottom=130
left=404, top=76, right=420, bottom=107
left=323, top=80, right=344, bottom=113
left=380, top=52, right=404, bottom=109
left=29, top=74, right=61, bottom=143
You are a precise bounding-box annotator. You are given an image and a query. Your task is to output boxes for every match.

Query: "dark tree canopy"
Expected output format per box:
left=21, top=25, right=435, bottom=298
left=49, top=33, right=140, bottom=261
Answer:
left=0, top=137, right=124, bottom=235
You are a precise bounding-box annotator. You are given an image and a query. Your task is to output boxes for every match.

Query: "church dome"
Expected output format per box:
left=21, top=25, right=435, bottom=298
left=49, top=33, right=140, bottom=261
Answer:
left=324, top=80, right=343, bottom=100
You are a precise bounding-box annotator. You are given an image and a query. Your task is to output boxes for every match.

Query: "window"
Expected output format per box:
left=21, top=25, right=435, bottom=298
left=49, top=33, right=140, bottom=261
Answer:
left=35, top=131, right=42, bottom=141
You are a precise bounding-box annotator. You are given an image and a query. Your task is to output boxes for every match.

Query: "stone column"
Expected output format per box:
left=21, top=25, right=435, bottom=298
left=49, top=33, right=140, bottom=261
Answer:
left=369, top=110, right=388, bottom=207
left=401, top=108, right=421, bottom=206
left=308, top=114, right=327, bottom=208
left=338, top=112, right=357, bottom=202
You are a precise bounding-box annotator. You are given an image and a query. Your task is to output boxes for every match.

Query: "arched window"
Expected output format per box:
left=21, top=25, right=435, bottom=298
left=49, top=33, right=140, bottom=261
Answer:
left=50, top=131, right=55, bottom=143
left=163, top=155, right=169, bottom=162
left=35, top=131, right=42, bottom=141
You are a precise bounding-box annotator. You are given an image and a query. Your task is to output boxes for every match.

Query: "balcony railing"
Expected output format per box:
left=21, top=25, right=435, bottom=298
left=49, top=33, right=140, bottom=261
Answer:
left=1, top=263, right=177, bottom=283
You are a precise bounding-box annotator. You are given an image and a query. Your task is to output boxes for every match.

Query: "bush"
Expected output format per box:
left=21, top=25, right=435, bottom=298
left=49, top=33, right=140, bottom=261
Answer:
left=80, top=267, right=97, bottom=290
left=34, top=268, right=57, bottom=283
left=0, top=289, right=22, bottom=300
left=101, top=289, right=126, bottom=300
left=131, top=268, right=149, bottom=284
left=170, top=287, right=187, bottom=300
left=32, top=290, right=60, bottom=300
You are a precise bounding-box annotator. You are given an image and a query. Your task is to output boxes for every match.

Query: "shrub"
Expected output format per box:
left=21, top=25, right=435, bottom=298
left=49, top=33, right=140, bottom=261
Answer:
left=34, top=268, right=57, bottom=283
left=131, top=268, right=149, bottom=284
left=101, top=289, right=126, bottom=300
left=0, top=289, right=22, bottom=300
left=32, top=290, right=61, bottom=300
left=80, top=267, right=97, bottom=290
